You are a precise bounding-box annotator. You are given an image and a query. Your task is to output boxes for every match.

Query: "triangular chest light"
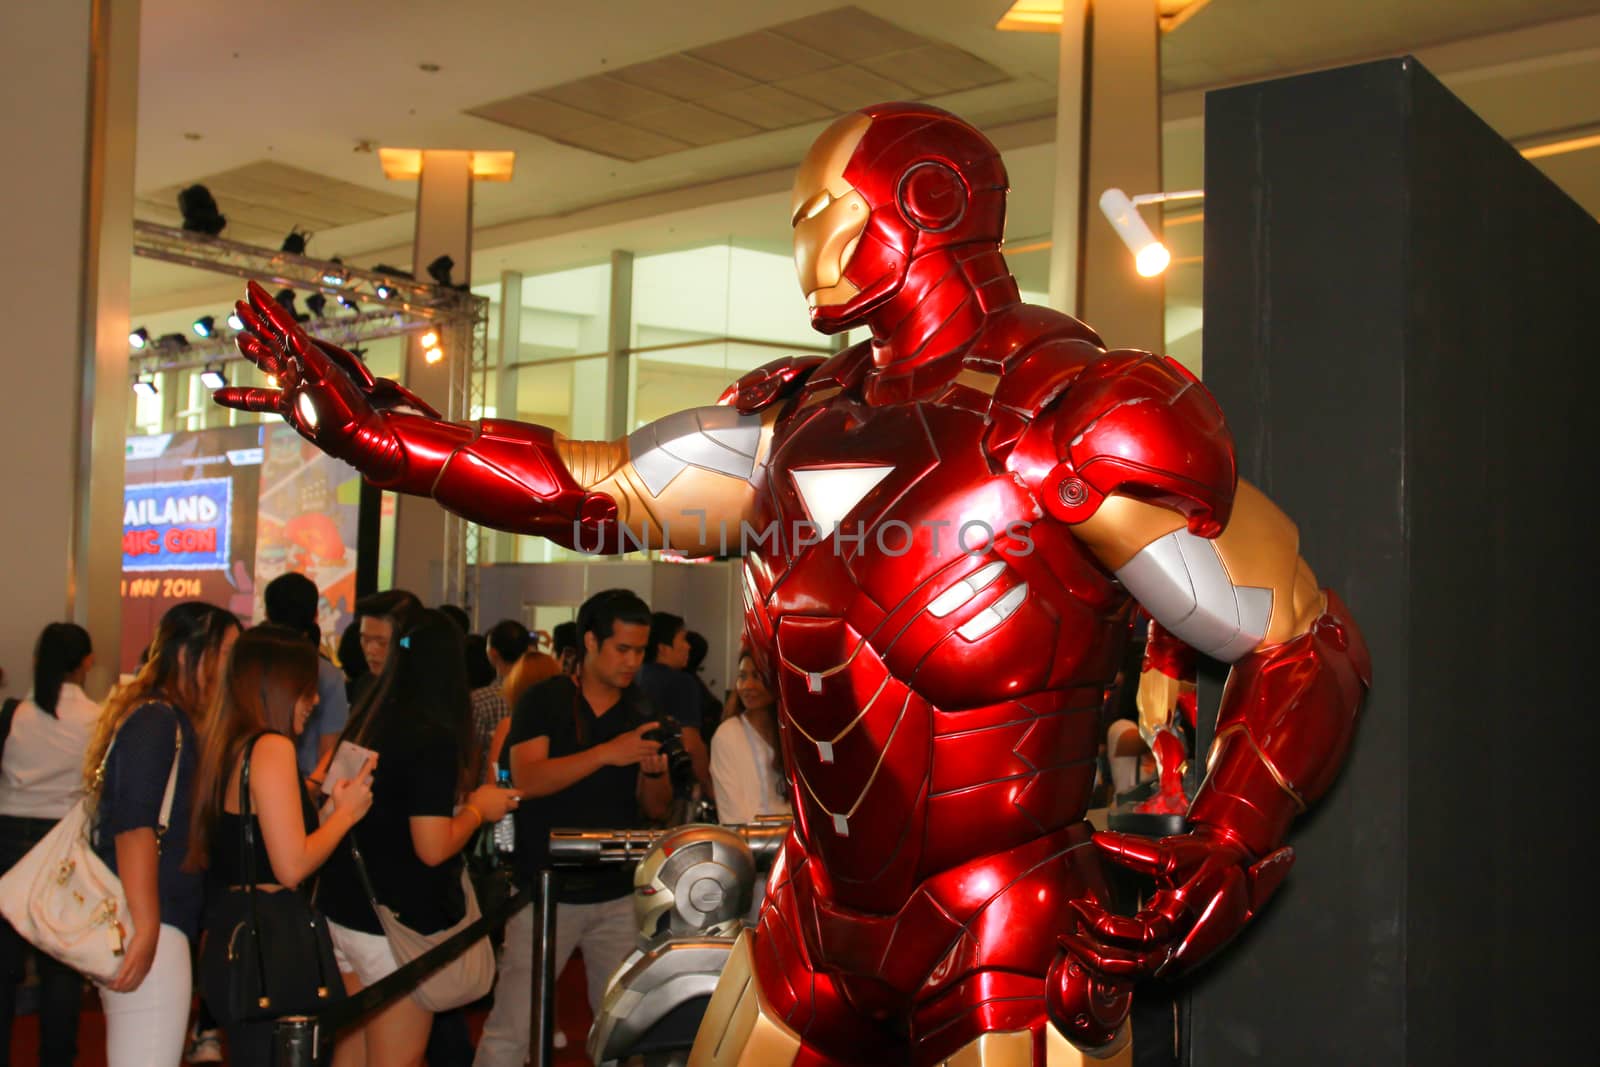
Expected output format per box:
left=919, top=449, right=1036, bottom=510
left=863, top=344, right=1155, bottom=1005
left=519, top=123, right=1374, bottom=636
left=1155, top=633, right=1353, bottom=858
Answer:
left=790, top=465, right=896, bottom=533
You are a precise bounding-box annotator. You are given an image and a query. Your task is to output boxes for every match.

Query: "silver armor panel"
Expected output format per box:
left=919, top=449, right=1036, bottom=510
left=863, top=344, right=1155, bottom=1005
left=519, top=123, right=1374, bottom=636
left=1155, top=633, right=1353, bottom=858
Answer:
left=628, top=406, right=763, bottom=496
left=588, top=939, right=737, bottom=1067
left=1115, top=529, right=1273, bottom=663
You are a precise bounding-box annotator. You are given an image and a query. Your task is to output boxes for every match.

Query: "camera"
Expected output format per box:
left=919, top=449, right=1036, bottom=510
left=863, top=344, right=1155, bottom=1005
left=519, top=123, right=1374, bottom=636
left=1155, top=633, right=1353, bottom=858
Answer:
left=643, top=716, right=695, bottom=793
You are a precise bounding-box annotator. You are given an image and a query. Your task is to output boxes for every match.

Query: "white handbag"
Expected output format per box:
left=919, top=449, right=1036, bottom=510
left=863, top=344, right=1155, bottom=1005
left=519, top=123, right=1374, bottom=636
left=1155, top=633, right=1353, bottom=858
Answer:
left=0, top=722, right=181, bottom=983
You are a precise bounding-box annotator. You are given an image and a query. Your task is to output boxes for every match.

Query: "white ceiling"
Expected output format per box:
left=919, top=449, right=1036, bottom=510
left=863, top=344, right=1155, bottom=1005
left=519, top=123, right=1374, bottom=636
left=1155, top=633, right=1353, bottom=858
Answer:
left=132, top=0, right=1600, bottom=312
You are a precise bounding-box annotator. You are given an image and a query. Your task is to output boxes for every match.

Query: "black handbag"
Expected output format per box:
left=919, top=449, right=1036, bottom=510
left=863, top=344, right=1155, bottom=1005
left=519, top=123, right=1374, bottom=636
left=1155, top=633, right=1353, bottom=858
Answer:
left=200, top=733, right=345, bottom=1025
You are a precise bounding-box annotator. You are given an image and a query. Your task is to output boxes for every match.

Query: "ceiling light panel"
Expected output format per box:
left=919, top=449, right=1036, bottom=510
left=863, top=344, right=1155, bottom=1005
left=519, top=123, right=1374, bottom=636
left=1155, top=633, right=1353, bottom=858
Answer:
left=466, top=5, right=1012, bottom=162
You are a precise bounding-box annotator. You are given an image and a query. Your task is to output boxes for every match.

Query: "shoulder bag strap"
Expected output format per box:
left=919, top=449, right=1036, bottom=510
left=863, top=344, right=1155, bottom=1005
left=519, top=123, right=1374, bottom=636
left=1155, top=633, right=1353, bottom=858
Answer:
left=237, top=732, right=273, bottom=1001
left=154, top=720, right=183, bottom=849
left=346, top=833, right=383, bottom=917
left=238, top=732, right=268, bottom=888
left=0, top=697, right=21, bottom=737
left=0, top=698, right=20, bottom=762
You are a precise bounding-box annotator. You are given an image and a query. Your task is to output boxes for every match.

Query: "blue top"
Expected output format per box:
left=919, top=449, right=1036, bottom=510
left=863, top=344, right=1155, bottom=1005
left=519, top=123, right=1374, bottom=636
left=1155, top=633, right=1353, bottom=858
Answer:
left=90, top=701, right=203, bottom=942
left=295, top=656, right=350, bottom=777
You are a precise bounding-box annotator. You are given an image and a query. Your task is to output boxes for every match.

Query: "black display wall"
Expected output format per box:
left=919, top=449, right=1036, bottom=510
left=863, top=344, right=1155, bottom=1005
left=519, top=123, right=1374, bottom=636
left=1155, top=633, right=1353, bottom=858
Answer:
left=1189, top=57, right=1598, bottom=1065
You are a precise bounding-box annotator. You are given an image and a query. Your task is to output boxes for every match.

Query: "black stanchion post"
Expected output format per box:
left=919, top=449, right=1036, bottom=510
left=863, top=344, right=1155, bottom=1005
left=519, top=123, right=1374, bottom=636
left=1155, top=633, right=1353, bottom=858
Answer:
left=530, top=868, right=557, bottom=1067
left=273, top=1015, right=319, bottom=1067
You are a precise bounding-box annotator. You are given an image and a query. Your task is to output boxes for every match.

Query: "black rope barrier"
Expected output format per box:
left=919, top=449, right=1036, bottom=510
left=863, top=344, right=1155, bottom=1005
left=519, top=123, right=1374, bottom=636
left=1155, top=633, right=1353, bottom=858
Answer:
left=268, top=822, right=790, bottom=1066
left=270, top=872, right=531, bottom=1066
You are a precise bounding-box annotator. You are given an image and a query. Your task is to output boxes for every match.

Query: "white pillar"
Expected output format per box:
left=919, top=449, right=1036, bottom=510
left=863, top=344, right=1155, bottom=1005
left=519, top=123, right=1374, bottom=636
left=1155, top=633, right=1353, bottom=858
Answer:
left=0, top=0, right=139, bottom=697
left=1081, top=0, right=1165, bottom=353
left=491, top=270, right=522, bottom=563
left=1047, top=0, right=1165, bottom=354
left=1047, top=0, right=1090, bottom=316
left=392, top=151, right=473, bottom=602
left=606, top=250, right=634, bottom=437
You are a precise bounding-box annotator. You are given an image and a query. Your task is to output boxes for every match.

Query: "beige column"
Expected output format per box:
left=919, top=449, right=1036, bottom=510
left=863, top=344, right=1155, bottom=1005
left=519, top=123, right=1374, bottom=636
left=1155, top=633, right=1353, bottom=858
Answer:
left=1048, top=0, right=1165, bottom=354
left=0, top=0, right=139, bottom=698
left=491, top=270, right=522, bottom=563
left=1047, top=0, right=1090, bottom=316
left=391, top=150, right=473, bottom=602
left=606, top=250, right=634, bottom=438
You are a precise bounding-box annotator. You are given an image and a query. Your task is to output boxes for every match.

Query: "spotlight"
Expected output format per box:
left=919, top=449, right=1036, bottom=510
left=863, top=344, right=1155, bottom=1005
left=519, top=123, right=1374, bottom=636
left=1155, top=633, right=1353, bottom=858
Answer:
left=129, top=327, right=150, bottom=349
left=1097, top=187, right=1203, bottom=278
left=423, top=345, right=444, bottom=365
left=426, top=254, right=455, bottom=288
left=227, top=312, right=244, bottom=331
left=273, top=289, right=309, bottom=324
left=420, top=330, right=439, bottom=349
left=132, top=375, right=158, bottom=397
left=177, top=184, right=226, bottom=236
left=192, top=315, right=216, bottom=338
left=337, top=293, right=360, bottom=312
left=321, top=256, right=347, bottom=287
left=199, top=364, right=227, bottom=390
left=372, top=263, right=412, bottom=301
left=305, top=293, right=328, bottom=318
left=157, top=332, right=190, bottom=351
left=281, top=227, right=310, bottom=255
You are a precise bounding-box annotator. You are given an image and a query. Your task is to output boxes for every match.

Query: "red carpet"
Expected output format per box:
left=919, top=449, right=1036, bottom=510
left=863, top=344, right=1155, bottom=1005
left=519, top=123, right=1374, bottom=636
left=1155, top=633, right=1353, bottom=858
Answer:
left=9, top=953, right=597, bottom=1065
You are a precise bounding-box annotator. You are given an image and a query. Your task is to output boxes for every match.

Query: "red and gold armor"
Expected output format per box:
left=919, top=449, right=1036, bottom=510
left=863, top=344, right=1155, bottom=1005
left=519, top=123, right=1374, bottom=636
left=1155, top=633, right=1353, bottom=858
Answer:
left=219, top=102, right=1369, bottom=1067
left=1134, top=619, right=1199, bottom=815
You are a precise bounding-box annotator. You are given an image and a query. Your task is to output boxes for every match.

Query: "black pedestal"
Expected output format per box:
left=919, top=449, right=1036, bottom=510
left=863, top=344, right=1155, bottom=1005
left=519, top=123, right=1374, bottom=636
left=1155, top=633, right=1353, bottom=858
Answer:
left=1191, top=57, right=1599, bottom=1066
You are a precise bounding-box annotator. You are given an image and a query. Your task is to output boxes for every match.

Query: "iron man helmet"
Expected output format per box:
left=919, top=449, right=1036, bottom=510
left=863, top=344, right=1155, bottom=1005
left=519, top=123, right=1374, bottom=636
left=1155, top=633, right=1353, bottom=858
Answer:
left=790, top=102, right=1009, bottom=333
left=632, top=825, right=756, bottom=940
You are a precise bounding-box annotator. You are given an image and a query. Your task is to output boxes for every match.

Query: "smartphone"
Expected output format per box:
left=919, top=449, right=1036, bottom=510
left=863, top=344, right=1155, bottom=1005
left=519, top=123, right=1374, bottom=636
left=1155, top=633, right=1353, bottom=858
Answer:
left=321, top=740, right=377, bottom=795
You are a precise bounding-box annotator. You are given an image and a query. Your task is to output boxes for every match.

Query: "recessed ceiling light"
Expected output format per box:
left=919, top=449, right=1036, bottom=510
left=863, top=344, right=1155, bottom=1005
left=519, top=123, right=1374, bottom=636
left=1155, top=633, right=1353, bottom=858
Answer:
left=997, top=0, right=1210, bottom=32
left=419, top=62, right=441, bottom=73
left=183, top=132, right=203, bottom=142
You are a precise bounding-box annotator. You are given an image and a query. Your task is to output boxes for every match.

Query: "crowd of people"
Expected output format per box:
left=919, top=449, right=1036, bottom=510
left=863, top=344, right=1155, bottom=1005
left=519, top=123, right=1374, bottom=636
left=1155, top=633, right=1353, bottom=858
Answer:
left=0, top=578, right=790, bottom=1067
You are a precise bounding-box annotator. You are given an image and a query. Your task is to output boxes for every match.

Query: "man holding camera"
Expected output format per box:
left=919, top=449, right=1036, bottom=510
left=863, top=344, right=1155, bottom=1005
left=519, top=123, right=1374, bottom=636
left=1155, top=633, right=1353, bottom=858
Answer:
left=474, top=589, right=671, bottom=1067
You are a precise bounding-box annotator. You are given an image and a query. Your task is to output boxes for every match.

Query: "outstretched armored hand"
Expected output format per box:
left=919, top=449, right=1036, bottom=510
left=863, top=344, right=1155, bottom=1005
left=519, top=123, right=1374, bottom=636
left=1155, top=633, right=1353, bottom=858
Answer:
left=214, top=280, right=439, bottom=470
left=1046, top=825, right=1294, bottom=1047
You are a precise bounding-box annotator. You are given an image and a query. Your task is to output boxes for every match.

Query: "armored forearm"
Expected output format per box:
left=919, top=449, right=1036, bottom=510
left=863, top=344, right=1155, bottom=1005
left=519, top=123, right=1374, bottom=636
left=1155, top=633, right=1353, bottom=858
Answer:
left=374, top=414, right=621, bottom=551
left=1187, top=590, right=1371, bottom=855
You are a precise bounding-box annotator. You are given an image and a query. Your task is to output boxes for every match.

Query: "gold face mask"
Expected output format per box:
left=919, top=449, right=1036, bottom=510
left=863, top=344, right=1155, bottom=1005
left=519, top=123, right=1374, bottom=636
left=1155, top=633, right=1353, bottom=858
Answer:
left=791, top=113, right=872, bottom=309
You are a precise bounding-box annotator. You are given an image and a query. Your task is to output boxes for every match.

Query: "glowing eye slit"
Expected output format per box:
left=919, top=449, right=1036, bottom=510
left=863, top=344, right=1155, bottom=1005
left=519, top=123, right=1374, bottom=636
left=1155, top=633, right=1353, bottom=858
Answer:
left=795, top=192, right=833, bottom=225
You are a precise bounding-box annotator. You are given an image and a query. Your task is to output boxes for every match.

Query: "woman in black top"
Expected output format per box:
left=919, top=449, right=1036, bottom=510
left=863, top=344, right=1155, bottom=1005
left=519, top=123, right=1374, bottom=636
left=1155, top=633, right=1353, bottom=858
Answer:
left=318, top=609, right=519, bottom=1067
left=189, top=625, right=375, bottom=1066
left=83, top=602, right=239, bottom=1067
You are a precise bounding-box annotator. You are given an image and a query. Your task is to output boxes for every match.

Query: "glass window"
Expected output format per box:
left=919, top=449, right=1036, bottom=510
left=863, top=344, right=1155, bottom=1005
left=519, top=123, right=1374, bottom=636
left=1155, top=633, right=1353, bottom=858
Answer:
left=629, top=243, right=829, bottom=429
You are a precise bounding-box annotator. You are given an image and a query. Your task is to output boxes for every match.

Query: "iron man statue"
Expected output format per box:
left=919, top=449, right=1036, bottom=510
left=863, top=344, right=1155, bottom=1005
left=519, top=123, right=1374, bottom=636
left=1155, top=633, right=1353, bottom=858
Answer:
left=1133, top=619, right=1199, bottom=815
left=217, top=102, right=1370, bottom=1066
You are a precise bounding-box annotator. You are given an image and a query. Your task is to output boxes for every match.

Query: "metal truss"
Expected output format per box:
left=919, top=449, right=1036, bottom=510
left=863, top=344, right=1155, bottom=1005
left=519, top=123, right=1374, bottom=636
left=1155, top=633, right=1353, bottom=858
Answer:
left=131, top=219, right=491, bottom=619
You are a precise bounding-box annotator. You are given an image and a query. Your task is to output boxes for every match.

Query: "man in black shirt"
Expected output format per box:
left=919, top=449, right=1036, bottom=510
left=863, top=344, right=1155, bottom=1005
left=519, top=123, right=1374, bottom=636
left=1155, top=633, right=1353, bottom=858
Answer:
left=474, top=589, right=670, bottom=1067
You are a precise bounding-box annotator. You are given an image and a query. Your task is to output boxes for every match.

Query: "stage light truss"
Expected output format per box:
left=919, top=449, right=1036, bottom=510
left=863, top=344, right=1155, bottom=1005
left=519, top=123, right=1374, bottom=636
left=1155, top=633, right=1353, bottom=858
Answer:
left=131, top=219, right=492, bottom=620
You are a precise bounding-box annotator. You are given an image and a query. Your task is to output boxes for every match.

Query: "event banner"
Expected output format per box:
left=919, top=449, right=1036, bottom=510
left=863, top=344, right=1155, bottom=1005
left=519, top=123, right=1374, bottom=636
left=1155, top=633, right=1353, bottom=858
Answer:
left=121, top=426, right=263, bottom=671
left=120, top=424, right=361, bottom=673
left=250, top=422, right=362, bottom=654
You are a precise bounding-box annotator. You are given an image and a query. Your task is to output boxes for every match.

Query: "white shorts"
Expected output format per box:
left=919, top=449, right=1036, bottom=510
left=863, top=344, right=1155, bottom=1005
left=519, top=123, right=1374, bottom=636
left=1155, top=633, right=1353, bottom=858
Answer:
left=328, top=920, right=399, bottom=986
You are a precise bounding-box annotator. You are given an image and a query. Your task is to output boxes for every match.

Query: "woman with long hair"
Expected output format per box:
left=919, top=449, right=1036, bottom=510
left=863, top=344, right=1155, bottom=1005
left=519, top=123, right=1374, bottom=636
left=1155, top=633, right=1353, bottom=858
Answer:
left=84, top=601, right=239, bottom=1067
left=316, top=609, right=520, bottom=1067
left=190, top=625, right=375, bottom=1066
left=709, top=650, right=790, bottom=826
left=0, top=622, right=98, bottom=1065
